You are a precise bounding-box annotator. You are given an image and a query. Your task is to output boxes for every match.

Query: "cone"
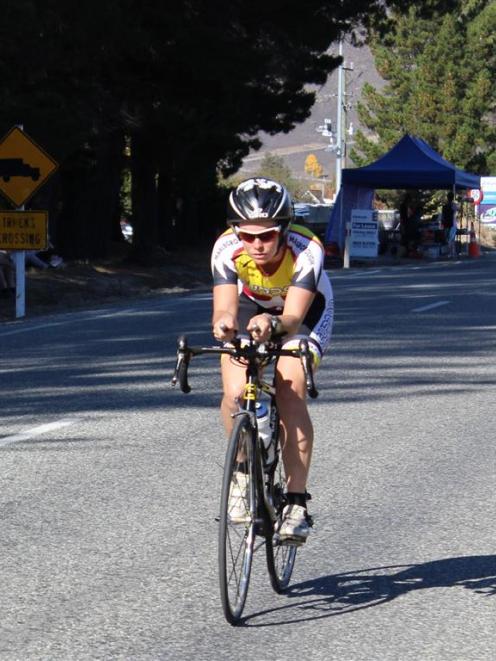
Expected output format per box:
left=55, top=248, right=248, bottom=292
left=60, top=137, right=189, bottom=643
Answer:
left=468, top=221, right=481, bottom=258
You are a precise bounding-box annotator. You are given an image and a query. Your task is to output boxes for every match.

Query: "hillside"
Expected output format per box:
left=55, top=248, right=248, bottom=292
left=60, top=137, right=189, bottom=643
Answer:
left=240, top=39, right=383, bottom=181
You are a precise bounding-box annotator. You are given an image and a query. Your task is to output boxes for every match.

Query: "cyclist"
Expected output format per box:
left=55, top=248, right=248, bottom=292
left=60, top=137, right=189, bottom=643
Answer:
left=211, top=177, right=334, bottom=544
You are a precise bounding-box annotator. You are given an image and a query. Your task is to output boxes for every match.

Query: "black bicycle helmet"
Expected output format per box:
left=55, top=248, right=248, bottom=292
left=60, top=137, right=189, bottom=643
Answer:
left=227, top=177, right=294, bottom=229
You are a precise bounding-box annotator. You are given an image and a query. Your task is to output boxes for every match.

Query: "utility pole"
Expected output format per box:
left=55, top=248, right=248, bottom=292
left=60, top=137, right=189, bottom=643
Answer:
left=316, top=39, right=354, bottom=201
left=335, top=40, right=344, bottom=195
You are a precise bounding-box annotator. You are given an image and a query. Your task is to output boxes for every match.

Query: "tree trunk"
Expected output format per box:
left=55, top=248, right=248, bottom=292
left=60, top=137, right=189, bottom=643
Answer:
left=130, top=132, right=158, bottom=264
left=56, top=132, right=124, bottom=260
left=157, top=164, right=178, bottom=250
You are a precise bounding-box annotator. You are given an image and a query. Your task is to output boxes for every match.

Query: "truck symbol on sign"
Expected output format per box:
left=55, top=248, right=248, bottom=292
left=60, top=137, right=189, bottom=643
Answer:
left=0, top=158, right=40, bottom=182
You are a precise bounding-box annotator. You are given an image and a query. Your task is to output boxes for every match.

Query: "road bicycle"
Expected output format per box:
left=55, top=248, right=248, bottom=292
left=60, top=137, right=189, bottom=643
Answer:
left=171, top=334, right=318, bottom=624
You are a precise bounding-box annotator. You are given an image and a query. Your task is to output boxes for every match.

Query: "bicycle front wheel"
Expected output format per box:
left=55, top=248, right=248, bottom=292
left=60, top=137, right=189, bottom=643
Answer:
left=265, top=413, right=297, bottom=593
left=218, top=413, right=257, bottom=624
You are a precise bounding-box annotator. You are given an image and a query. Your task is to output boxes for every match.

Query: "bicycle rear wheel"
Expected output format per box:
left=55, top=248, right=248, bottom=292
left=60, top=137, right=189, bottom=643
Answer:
left=218, top=413, right=257, bottom=624
left=265, top=411, right=297, bottom=593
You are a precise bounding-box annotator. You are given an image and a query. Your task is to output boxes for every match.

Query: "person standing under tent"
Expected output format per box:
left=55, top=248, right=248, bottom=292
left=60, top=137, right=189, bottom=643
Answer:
left=441, top=191, right=458, bottom=258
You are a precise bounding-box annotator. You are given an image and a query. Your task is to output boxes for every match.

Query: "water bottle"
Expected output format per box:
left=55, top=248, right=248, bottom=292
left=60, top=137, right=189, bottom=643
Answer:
left=256, top=401, right=275, bottom=468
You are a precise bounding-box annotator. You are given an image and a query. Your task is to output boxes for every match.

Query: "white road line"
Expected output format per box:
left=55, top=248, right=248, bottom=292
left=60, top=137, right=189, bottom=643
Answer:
left=328, top=269, right=383, bottom=278
left=0, top=311, right=135, bottom=337
left=0, top=418, right=80, bottom=448
left=0, top=319, right=84, bottom=337
left=350, top=269, right=382, bottom=277
left=0, top=292, right=212, bottom=338
left=412, top=300, right=450, bottom=313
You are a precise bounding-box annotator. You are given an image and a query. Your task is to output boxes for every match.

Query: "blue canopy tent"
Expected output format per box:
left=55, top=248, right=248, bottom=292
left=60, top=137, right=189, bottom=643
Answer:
left=326, top=134, right=481, bottom=248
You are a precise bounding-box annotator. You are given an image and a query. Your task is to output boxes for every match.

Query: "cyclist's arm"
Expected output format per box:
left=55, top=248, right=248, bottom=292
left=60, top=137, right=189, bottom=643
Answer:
left=278, top=285, right=315, bottom=335
left=212, top=284, right=239, bottom=341
left=248, top=286, right=315, bottom=341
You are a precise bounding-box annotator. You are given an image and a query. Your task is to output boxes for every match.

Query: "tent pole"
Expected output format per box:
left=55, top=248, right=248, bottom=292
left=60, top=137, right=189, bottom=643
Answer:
left=453, top=184, right=468, bottom=255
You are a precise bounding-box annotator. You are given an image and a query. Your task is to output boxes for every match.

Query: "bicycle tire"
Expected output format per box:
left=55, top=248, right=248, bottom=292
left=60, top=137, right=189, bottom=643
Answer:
left=218, top=413, right=257, bottom=624
left=265, top=406, right=297, bottom=593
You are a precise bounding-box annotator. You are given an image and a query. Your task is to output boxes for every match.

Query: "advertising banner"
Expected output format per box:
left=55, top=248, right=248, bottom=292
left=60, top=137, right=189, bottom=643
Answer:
left=349, top=209, right=378, bottom=257
left=479, top=177, right=496, bottom=227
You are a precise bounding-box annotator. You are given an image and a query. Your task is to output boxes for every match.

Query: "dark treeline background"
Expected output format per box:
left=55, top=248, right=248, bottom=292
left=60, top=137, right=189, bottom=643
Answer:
left=0, top=0, right=458, bottom=262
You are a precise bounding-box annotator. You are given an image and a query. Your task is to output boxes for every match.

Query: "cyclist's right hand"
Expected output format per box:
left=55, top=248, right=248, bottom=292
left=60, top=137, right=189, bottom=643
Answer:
left=212, top=314, right=238, bottom=342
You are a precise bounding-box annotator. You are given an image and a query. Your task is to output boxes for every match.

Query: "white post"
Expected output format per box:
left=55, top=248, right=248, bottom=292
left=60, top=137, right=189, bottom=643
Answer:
left=14, top=248, right=25, bottom=318
left=476, top=200, right=481, bottom=243
left=343, top=221, right=351, bottom=269
left=15, top=122, right=26, bottom=319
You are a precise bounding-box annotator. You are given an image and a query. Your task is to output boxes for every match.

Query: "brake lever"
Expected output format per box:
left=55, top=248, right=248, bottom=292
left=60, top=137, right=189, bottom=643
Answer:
left=171, top=335, right=192, bottom=393
left=298, top=338, right=318, bottom=399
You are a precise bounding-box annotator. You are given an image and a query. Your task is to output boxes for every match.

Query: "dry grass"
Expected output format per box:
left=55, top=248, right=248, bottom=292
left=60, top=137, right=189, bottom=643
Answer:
left=0, top=247, right=212, bottom=321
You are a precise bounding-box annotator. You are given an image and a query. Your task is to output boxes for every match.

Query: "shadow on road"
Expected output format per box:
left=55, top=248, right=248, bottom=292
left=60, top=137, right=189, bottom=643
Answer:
left=243, top=555, right=496, bottom=626
left=1, top=259, right=495, bottom=419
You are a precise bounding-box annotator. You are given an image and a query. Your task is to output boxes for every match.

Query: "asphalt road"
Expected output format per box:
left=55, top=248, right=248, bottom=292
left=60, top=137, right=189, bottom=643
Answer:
left=1, top=255, right=496, bottom=660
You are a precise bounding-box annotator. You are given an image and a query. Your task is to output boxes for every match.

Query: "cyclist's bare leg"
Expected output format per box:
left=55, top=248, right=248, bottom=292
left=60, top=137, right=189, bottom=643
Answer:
left=275, top=355, right=313, bottom=494
left=220, top=353, right=247, bottom=435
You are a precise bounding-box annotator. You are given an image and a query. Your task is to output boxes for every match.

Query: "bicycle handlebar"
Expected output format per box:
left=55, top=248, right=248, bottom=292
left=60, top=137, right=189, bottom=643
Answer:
left=171, top=334, right=318, bottom=398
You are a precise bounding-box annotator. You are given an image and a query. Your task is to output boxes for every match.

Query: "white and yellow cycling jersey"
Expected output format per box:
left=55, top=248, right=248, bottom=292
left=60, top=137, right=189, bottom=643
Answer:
left=211, top=224, right=334, bottom=358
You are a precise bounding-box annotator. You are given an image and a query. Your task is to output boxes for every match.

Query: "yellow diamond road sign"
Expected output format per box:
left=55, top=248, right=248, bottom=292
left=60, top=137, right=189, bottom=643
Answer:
left=0, top=127, right=58, bottom=207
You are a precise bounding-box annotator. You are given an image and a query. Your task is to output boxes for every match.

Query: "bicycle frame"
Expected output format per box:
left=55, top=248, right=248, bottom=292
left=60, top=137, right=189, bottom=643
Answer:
left=236, top=368, right=278, bottom=529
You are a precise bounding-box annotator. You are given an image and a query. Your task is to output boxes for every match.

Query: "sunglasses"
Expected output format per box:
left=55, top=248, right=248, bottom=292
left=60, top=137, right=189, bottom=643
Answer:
left=235, top=226, right=281, bottom=243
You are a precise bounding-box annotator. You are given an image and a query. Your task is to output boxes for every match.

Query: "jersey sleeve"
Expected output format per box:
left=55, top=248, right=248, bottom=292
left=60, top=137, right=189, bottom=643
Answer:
left=211, top=232, right=239, bottom=286
left=289, top=235, right=324, bottom=292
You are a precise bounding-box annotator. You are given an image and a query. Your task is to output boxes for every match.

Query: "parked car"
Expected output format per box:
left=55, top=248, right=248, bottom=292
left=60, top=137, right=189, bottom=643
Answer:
left=377, top=209, right=400, bottom=231
left=376, top=209, right=400, bottom=255
left=293, top=203, right=333, bottom=242
left=120, top=219, right=133, bottom=243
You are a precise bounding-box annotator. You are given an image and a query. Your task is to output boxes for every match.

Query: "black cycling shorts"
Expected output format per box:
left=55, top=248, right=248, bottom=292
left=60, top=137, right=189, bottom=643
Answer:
left=236, top=292, right=333, bottom=361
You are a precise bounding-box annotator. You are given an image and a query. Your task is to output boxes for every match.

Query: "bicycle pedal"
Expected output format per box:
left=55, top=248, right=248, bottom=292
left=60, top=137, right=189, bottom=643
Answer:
left=279, top=536, right=306, bottom=548
left=272, top=532, right=303, bottom=547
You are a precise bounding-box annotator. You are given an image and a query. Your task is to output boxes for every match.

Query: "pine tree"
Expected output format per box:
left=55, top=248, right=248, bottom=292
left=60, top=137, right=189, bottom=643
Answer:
left=352, top=2, right=496, bottom=175
left=0, top=0, right=464, bottom=258
left=258, top=154, right=303, bottom=198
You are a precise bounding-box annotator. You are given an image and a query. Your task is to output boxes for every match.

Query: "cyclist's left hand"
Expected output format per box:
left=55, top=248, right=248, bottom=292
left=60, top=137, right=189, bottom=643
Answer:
left=247, top=313, right=272, bottom=342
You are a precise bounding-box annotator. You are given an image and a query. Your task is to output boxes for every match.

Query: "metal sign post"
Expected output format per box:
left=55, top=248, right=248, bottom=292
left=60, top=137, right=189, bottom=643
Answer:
left=14, top=244, right=25, bottom=318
